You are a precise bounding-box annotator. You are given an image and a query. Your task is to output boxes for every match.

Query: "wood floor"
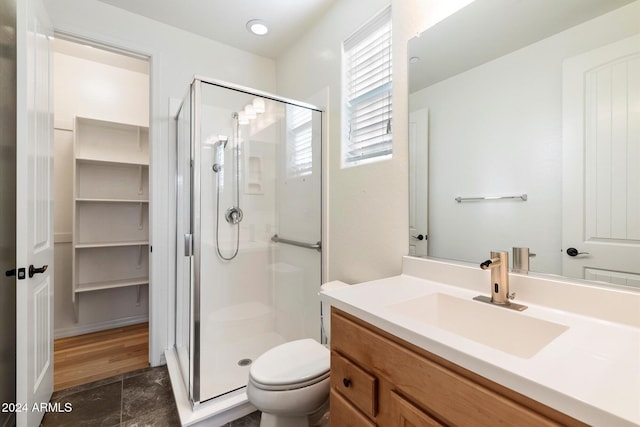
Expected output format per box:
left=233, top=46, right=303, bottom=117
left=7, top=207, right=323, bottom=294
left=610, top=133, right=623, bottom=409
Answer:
left=53, top=322, right=150, bottom=391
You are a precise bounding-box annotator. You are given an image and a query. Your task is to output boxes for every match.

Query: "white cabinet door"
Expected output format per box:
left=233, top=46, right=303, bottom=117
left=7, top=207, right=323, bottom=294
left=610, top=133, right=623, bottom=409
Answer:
left=16, top=0, right=54, bottom=425
left=562, top=35, right=640, bottom=287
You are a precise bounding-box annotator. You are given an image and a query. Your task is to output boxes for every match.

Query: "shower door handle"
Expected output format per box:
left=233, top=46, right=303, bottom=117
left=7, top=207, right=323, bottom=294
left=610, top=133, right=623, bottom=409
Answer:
left=184, top=233, right=193, bottom=256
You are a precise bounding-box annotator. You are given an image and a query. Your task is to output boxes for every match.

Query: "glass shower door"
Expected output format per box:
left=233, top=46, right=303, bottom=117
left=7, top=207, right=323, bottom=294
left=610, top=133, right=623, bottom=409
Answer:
left=175, top=86, right=193, bottom=397
left=176, top=78, right=322, bottom=405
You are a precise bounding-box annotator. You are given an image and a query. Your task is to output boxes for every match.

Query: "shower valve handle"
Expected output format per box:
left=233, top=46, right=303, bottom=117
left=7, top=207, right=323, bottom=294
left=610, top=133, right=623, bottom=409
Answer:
left=225, top=207, right=243, bottom=225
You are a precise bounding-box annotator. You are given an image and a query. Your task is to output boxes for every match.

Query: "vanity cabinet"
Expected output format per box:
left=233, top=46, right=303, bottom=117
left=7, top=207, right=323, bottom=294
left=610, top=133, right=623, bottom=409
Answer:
left=72, top=117, right=149, bottom=315
left=330, top=308, right=587, bottom=427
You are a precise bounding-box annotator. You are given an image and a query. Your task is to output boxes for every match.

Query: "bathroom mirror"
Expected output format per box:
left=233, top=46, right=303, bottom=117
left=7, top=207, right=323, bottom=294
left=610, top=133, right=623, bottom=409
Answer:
left=408, top=0, right=640, bottom=289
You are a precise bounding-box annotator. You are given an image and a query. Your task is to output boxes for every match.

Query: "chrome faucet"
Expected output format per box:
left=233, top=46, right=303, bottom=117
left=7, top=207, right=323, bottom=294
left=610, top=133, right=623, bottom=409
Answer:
left=474, top=250, right=527, bottom=311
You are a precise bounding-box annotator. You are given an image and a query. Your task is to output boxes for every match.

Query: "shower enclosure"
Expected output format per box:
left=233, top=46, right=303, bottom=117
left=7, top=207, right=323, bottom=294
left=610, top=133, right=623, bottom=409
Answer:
left=173, top=77, right=323, bottom=408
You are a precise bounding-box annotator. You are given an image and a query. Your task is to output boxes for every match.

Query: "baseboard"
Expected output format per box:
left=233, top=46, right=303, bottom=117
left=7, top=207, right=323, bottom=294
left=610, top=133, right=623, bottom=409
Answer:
left=54, top=314, right=149, bottom=339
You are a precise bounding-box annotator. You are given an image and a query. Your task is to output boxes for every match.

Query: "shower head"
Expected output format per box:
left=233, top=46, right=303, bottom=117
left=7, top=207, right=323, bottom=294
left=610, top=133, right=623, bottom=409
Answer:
left=216, top=135, right=229, bottom=149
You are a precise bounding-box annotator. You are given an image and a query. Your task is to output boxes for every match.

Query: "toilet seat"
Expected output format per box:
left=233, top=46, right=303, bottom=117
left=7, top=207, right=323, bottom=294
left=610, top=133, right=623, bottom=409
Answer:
left=249, top=339, right=329, bottom=391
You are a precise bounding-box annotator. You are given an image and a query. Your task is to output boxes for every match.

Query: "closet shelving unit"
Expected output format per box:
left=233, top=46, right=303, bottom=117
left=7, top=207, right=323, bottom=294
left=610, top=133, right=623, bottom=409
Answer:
left=72, top=116, right=150, bottom=319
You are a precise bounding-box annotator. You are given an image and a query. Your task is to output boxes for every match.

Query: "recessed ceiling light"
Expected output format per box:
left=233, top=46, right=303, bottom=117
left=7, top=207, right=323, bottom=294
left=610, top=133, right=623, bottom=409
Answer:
left=246, top=19, right=268, bottom=36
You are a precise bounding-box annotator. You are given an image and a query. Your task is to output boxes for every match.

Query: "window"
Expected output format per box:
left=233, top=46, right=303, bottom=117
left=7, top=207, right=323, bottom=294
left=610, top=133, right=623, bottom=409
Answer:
left=342, top=6, right=392, bottom=167
left=286, top=104, right=313, bottom=177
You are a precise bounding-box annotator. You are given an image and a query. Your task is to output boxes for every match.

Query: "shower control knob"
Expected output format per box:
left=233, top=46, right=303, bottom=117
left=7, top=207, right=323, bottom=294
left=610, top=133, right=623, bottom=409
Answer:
left=225, top=207, right=243, bottom=225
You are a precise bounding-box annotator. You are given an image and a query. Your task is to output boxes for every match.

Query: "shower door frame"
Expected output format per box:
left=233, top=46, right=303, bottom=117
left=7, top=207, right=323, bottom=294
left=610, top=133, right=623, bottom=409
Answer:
left=186, top=76, right=323, bottom=406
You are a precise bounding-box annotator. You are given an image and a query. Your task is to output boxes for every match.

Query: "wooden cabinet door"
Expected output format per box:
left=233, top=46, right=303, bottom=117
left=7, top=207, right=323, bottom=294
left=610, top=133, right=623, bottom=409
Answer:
left=389, top=391, right=444, bottom=427
left=330, top=390, right=376, bottom=427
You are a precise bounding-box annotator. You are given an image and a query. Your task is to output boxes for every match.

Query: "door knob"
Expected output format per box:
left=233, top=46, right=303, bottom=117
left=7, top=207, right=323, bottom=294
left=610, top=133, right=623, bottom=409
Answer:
left=28, top=265, right=48, bottom=278
left=566, top=248, right=589, bottom=257
left=411, top=234, right=426, bottom=241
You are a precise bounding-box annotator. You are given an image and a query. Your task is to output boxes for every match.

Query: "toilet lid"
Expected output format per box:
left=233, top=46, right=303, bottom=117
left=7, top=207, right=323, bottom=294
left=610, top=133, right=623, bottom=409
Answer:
left=250, top=339, right=329, bottom=387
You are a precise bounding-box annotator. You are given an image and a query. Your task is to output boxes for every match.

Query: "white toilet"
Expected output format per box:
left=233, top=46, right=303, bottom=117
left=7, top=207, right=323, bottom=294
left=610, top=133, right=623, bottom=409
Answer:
left=247, top=281, right=347, bottom=427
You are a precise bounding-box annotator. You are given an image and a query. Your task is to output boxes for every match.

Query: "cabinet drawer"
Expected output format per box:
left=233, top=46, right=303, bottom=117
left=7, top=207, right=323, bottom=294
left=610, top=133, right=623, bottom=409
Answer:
left=330, top=389, right=376, bottom=427
left=331, top=351, right=377, bottom=418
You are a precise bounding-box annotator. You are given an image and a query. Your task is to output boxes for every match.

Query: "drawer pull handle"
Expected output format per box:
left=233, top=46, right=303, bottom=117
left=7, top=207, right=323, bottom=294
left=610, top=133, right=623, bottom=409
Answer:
left=342, top=378, right=351, bottom=388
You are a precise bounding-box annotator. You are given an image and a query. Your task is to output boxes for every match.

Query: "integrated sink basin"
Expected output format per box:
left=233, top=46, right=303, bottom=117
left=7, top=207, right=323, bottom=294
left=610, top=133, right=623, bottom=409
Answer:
left=386, top=293, right=569, bottom=358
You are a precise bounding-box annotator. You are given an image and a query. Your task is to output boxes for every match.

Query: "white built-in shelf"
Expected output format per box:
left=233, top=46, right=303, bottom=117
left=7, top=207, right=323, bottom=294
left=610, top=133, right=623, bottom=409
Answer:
left=76, top=158, right=148, bottom=201
left=75, top=240, right=149, bottom=249
left=72, top=116, right=150, bottom=306
left=75, top=277, right=149, bottom=293
left=75, top=202, right=149, bottom=244
left=76, top=157, right=149, bottom=167
left=76, top=198, right=149, bottom=203
left=74, top=117, right=149, bottom=165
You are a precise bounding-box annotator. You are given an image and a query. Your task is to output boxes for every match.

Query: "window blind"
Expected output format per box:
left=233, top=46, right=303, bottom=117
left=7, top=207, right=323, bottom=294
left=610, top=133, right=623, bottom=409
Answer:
left=343, top=7, right=392, bottom=166
left=286, top=105, right=313, bottom=177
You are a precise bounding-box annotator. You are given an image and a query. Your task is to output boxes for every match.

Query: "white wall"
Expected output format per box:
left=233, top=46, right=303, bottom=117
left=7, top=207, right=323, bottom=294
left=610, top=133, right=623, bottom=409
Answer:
left=52, top=49, right=150, bottom=338
left=45, top=0, right=277, bottom=365
left=274, top=0, right=474, bottom=284
left=275, top=0, right=416, bottom=284
left=410, top=2, right=640, bottom=274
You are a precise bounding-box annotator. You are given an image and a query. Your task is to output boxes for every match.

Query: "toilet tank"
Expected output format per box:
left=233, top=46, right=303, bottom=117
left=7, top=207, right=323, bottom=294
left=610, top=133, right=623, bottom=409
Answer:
left=320, top=281, right=349, bottom=344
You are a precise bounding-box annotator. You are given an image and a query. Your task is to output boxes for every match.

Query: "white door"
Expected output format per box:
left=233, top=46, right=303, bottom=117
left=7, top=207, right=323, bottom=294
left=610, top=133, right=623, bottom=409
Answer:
left=562, top=35, right=640, bottom=287
left=16, top=0, right=54, bottom=425
left=409, top=108, right=429, bottom=257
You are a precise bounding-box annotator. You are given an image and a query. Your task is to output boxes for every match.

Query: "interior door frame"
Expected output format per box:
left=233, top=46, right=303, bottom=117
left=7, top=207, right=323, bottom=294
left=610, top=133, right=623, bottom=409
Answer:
left=49, top=27, right=163, bottom=365
left=0, top=0, right=17, bottom=425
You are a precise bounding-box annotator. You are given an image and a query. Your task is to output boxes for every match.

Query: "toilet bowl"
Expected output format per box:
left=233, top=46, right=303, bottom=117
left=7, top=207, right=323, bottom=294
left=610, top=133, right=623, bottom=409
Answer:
left=247, top=339, right=329, bottom=427
left=247, top=281, right=348, bottom=427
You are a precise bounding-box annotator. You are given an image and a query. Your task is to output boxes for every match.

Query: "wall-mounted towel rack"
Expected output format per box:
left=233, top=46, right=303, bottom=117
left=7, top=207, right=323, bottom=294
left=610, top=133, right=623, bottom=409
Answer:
left=271, top=234, right=322, bottom=252
left=455, top=194, right=527, bottom=203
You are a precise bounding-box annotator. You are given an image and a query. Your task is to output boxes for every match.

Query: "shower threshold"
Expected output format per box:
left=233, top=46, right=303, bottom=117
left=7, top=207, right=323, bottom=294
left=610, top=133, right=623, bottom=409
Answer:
left=165, top=349, right=256, bottom=426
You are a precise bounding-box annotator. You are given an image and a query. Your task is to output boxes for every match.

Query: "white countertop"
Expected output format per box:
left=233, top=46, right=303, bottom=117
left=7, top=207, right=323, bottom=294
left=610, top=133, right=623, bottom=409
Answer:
left=320, top=273, right=640, bottom=426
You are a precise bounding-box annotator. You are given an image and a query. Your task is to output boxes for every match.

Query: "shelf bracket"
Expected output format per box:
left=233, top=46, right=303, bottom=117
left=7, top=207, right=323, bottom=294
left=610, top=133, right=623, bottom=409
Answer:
left=136, top=285, right=142, bottom=307
left=138, top=202, right=144, bottom=230
left=138, top=165, right=144, bottom=195
left=137, top=245, right=144, bottom=269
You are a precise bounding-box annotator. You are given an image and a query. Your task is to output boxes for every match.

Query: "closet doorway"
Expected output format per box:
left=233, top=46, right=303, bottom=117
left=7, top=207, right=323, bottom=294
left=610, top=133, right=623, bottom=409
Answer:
left=52, top=38, right=151, bottom=391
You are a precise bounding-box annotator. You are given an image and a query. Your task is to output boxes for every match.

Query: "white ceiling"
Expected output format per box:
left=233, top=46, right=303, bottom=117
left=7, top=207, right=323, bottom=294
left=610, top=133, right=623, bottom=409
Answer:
left=408, top=0, right=636, bottom=92
left=96, top=0, right=337, bottom=59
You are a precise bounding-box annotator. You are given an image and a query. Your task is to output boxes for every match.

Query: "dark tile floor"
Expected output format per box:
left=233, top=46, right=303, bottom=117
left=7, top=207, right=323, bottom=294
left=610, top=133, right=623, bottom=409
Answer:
left=40, top=366, right=261, bottom=427
left=223, top=411, right=260, bottom=427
